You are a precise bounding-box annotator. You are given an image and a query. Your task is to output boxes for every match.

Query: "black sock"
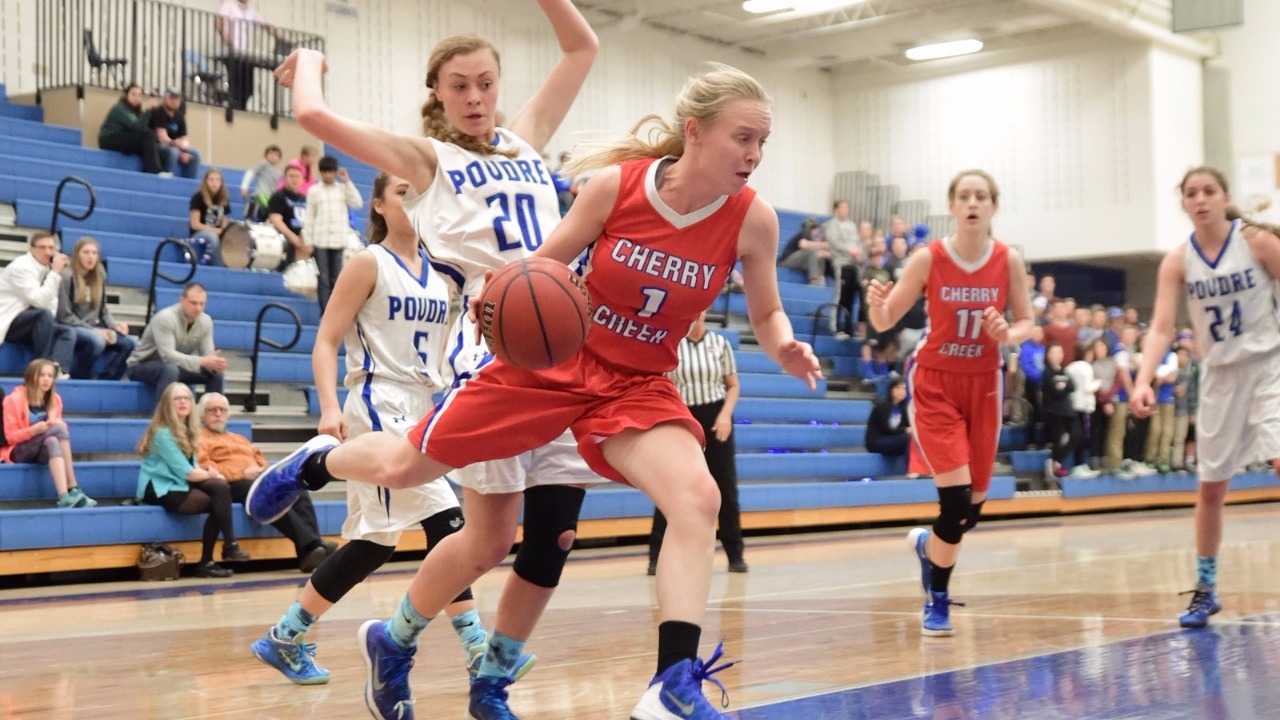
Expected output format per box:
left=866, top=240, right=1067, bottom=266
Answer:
left=300, top=449, right=335, bottom=491
left=930, top=561, right=954, bottom=594
left=656, top=620, right=702, bottom=675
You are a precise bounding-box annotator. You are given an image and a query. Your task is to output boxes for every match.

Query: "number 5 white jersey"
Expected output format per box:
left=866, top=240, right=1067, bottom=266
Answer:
left=405, top=127, right=562, bottom=300
left=1183, top=220, right=1280, bottom=368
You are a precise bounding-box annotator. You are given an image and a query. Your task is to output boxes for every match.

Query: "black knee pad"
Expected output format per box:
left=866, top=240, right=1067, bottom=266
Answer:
left=421, top=506, right=466, bottom=549
left=965, top=500, right=986, bottom=535
left=310, top=539, right=396, bottom=604
left=931, top=485, right=973, bottom=545
left=512, top=485, right=586, bottom=588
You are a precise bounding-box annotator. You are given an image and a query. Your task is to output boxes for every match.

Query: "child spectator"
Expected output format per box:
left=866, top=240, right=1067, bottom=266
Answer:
left=1019, top=325, right=1046, bottom=442
left=148, top=87, right=200, bottom=179
left=1170, top=345, right=1194, bottom=472
left=189, top=169, right=232, bottom=266
left=304, top=156, right=363, bottom=312
left=241, top=145, right=284, bottom=221
left=281, top=145, right=318, bottom=194
left=57, top=236, right=136, bottom=379
left=1145, top=344, right=1179, bottom=473
left=1065, top=341, right=1101, bottom=477
left=866, top=378, right=911, bottom=459
left=266, top=165, right=309, bottom=269
left=136, top=381, right=248, bottom=578
left=97, top=84, right=164, bottom=175
left=1042, top=343, right=1078, bottom=480
left=1090, top=338, right=1118, bottom=468
left=0, top=359, right=95, bottom=507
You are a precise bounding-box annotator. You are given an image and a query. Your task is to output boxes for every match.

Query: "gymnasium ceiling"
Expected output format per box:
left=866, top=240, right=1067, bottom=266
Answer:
left=575, top=0, right=1217, bottom=71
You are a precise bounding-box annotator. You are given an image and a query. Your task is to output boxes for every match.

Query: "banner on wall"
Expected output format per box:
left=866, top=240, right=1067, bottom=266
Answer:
left=1236, top=153, right=1280, bottom=223
left=326, top=0, right=358, bottom=20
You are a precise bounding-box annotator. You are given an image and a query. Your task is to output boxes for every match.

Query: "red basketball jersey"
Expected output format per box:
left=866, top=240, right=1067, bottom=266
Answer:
left=913, top=238, right=1011, bottom=373
left=583, top=158, right=754, bottom=373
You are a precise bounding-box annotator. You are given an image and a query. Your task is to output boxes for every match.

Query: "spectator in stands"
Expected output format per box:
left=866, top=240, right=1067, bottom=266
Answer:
left=1043, top=298, right=1080, bottom=364
left=1102, top=306, right=1125, bottom=351
left=1079, top=304, right=1106, bottom=346
left=1065, top=341, right=1101, bottom=477
left=1144, top=343, right=1179, bottom=473
left=648, top=310, right=747, bottom=575
left=1042, top=343, right=1077, bottom=481
left=216, top=0, right=277, bottom=111
left=1107, top=326, right=1151, bottom=477
left=97, top=84, right=165, bottom=175
left=149, top=87, right=200, bottom=179
left=1170, top=344, right=1195, bottom=472
left=127, top=283, right=226, bottom=395
left=1124, top=305, right=1141, bottom=328
left=189, top=169, right=232, bottom=267
left=857, top=237, right=893, bottom=352
left=0, top=232, right=75, bottom=373
left=241, top=145, right=283, bottom=221
left=283, top=145, right=319, bottom=195
left=305, top=156, right=363, bottom=312
left=1019, top=325, right=1046, bottom=443
left=552, top=151, right=575, bottom=215
left=267, top=165, right=310, bottom=269
left=777, top=217, right=830, bottom=286
left=56, top=236, right=135, bottom=380
left=886, top=234, right=910, bottom=279
left=196, top=393, right=335, bottom=572
left=1032, top=274, right=1056, bottom=318
left=0, top=359, right=95, bottom=508
left=1090, top=337, right=1118, bottom=468
left=866, top=378, right=911, bottom=459
left=137, top=381, right=248, bottom=578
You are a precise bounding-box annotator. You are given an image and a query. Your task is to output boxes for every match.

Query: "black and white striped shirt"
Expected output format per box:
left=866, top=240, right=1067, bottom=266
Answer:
left=668, top=330, right=737, bottom=407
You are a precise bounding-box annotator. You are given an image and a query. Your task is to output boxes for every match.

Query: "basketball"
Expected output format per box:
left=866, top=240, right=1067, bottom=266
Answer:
left=479, top=258, right=592, bottom=370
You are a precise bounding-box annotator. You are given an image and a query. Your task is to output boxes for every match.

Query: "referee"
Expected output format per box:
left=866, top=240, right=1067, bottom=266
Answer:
left=648, top=310, right=748, bottom=574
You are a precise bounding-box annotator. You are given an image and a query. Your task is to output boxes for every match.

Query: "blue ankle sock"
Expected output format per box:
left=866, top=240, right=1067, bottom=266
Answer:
left=450, top=608, right=488, bottom=653
left=273, top=601, right=317, bottom=642
left=477, top=630, right=527, bottom=680
left=1196, top=556, right=1218, bottom=588
left=387, top=595, right=431, bottom=651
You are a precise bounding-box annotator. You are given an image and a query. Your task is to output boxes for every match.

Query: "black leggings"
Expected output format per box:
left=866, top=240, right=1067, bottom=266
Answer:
left=143, top=478, right=236, bottom=563
left=99, top=128, right=164, bottom=173
left=310, top=507, right=474, bottom=605
left=1046, top=413, right=1081, bottom=465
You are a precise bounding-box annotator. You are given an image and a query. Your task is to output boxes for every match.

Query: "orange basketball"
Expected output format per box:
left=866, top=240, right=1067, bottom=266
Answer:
left=479, top=258, right=592, bottom=370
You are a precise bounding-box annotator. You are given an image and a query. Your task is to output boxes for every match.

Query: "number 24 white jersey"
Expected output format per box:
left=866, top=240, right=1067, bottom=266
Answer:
left=1183, top=220, right=1280, bottom=368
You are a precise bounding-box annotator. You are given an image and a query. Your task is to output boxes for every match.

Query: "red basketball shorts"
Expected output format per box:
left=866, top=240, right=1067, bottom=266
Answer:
left=407, top=351, right=702, bottom=484
left=905, top=363, right=1003, bottom=493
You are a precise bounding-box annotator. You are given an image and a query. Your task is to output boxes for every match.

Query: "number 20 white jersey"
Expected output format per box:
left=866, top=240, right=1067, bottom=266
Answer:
left=404, top=127, right=563, bottom=300
left=1183, top=220, right=1280, bottom=368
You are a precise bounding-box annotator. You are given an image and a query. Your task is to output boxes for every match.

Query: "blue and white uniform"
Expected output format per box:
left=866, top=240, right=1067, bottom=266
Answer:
left=342, top=243, right=459, bottom=544
left=404, top=127, right=601, bottom=493
left=1182, top=220, right=1280, bottom=481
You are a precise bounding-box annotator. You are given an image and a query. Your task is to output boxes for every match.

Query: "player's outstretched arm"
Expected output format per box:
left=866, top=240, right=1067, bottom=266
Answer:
left=738, top=196, right=822, bottom=390
left=507, top=0, right=598, bottom=153
left=312, top=251, right=378, bottom=440
left=868, top=249, right=930, bottom=332
left=276, top=49, right=438, bottom=192
left=1131, top=247, right=1186, bottom=417
left=534, top=165, right=619, bottom=265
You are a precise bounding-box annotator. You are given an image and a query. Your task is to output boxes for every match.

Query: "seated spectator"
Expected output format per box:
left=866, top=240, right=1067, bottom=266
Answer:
left=57, top=236, right=136, bottom=379
left=196, top=393, right=335, bottom=572
left=1043, top=343, right=1078, bottom=480
left=137, top=382, right=248, bottom=578
left=127, top=283, right=226, bottom=394
left=0, top=359, right=95, bottom=507
left=777, top=217, right=830, bottom=286
left=241, top=144, right=283, bottom=221
left=190, top=169, right=232, bottom=266
left=97, top=84, right=164, bottom=175
left=305, top=156, right=363, bottom=312
left=866, top=378, right=911, bottom=459
left=267, top=165, right=310, bottom=269
left=0, top=232, right=75, bottom=373
left=281, top=145, right=318, bottom=194
left=149, top=87, right=200, bottom=179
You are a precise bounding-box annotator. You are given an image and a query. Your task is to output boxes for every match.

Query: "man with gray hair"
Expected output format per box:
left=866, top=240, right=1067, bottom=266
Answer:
left=197, top=392, right=335, bottom=572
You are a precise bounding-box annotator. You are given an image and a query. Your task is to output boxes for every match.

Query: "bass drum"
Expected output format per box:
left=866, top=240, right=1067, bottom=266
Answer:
left=220, top=222, right=286, bottom=270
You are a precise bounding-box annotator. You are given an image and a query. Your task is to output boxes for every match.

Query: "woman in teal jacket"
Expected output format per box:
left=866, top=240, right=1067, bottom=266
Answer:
left=137, top=382, right=248, bottom=577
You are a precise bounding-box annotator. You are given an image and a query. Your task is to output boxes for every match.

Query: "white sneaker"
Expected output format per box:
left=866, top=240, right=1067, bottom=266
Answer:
left=1070, top=464, right=1101, bottom=479
left=157, top=171, right=174, bottom=178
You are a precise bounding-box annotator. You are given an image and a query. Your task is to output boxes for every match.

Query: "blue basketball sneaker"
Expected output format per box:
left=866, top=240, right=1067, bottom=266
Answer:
left=359, top=619, right=416, bottom=720
left=469, top=675, right=520, bottom=720
left=922, top=591, right=965, bottom=637
left=908, top=527, right=932, bottom=596
left=466, top=641, right=538, bottom=683
left=247, top=435, right=339, bottom=523
left=1179, top=585, right=1222, bottom=629
left=251, top=629, right=330, bottom=685
left=629, top=642, right=736, bottom=720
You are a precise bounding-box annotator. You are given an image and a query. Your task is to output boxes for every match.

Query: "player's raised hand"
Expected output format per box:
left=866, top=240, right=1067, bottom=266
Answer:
left=1129, top=383, right=1156, bottom=418
left=274, top=49, right=328, bottom=87
left=982, top=306, right=1010, bottom=343
left=777, top=339, right=823, bottom=391
left=866, top=279, right=893, bottom=308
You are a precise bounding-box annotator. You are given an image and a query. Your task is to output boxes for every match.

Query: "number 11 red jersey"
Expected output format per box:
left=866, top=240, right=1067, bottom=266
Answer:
left=913, top=238, right=1010, bottom=374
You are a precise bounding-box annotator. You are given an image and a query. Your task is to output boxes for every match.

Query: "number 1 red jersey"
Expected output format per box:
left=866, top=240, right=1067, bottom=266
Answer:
left=583, top=157, right=753, bottom=373
left=913, top=238, right=1011, bottom=373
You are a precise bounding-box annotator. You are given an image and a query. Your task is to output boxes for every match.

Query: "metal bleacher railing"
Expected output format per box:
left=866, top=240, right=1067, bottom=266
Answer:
left=49, top=176, right=96, bottom=235
left=37, top=0, right=324, bottom=120
left=246, top=302, right=302, bottom=413
left=144, top=237, right=194, bottom=326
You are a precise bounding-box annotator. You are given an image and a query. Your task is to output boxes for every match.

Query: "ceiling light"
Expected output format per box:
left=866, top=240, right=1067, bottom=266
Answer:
left=905, top=39, right=984, bottom=61
left=742, top=0, right=866, bottom=14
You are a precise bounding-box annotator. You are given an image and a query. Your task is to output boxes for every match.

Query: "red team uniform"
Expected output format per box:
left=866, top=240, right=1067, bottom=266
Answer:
left=906, top=239, right=1010, bottom=492
left=409, top=157, right=753, bottom=482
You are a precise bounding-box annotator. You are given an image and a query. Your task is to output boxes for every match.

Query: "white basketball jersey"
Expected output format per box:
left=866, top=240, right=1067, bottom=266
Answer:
left=1183, top=220, right=1280, bottom=368
left=405, top=128, right=563, bottom=299
left=343, top=244, right=453, bottom=397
